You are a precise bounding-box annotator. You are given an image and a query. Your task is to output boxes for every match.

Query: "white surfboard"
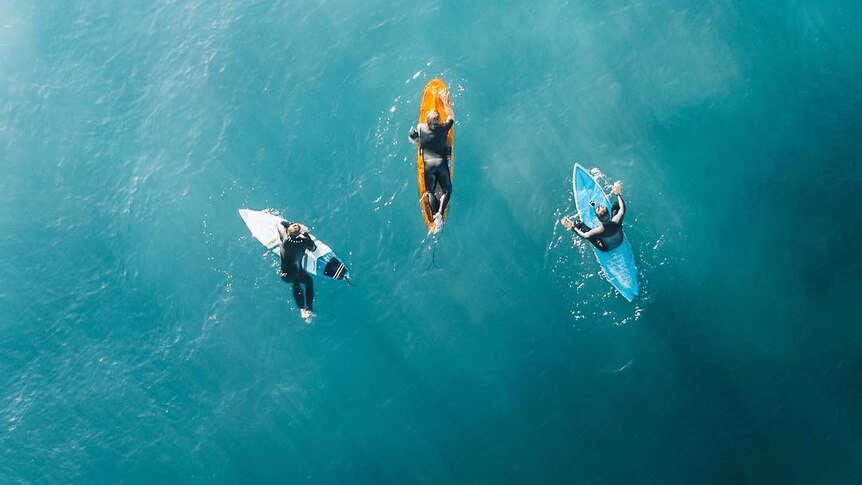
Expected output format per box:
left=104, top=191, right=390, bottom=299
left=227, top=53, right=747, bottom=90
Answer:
left=239, top=209, right=349, bottom=281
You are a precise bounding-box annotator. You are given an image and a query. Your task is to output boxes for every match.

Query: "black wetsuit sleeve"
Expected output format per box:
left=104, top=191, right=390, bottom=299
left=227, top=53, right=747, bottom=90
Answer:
left=443, top=118, right=454, bottom=130
left=304, top=235, right=317, bottom=253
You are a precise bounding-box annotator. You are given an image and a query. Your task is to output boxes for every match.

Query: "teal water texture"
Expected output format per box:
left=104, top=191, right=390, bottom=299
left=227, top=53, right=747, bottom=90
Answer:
left=2, top=0, right=862, bottom=483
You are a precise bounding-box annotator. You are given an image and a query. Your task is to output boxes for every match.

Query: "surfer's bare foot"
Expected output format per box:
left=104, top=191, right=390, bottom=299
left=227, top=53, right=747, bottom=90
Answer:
left=432, top=212, right=443, bottom=233
left=300, top=309, right=311, bottom=320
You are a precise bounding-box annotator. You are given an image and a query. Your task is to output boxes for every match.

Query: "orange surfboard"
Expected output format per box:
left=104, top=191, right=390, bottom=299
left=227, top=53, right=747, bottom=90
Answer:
left=416, top=78, right=454, bottom=231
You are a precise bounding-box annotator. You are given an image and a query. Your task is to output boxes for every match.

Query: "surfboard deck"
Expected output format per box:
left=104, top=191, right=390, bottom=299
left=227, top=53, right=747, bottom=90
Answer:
left=571, top=164, right=639, bottom=301
left=416, top=78, right=454, bottom=231
left=238, top=209, right=349, bottom=281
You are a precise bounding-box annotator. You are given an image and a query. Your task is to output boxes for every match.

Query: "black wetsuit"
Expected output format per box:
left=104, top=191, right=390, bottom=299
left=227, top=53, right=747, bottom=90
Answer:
left=409, top=119, right=453, bottom=214
left=573, top=197, right=625, bottom=252
left=280, top=226, right=316, bottom=311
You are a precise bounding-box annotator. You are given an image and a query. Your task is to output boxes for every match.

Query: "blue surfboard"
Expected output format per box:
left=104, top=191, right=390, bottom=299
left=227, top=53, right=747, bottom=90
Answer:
left=571, top=164, right=639, bottom=301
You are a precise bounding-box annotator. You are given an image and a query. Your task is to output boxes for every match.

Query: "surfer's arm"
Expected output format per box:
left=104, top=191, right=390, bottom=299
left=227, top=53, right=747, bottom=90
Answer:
left=569, top=225, right=588, bottom=238
left=612, top=195, right=625, bottom=224
left=563, top=217, right=601, bottom=239
left=277, top=222, right=289, bottom=241
left=579, top=226, right=604, bottom=238
left=304, top=235, right=317, bottom=252
left=408, top=125, right=420, bottom=144
left=440, top=90, right=454, bottom=123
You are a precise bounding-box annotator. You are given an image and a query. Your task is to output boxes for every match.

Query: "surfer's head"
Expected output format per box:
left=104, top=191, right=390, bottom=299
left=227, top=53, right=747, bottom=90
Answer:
left=596, top=205, right=610, bottom=222
left=426, top=109, right=440, bottom=127
left=281, top=221, right=302, bottom=237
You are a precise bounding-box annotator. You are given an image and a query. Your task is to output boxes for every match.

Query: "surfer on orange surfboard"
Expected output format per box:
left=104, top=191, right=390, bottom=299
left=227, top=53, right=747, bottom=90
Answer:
left=408, top=89, right=454, bottom=234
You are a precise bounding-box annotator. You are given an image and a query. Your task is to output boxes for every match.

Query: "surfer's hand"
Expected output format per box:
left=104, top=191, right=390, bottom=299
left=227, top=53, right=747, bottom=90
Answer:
left=561, top=217, right=574, bottom=230
left=439, top=90, right=450, bottom=105
left=613, top=182, right=622, bottom=195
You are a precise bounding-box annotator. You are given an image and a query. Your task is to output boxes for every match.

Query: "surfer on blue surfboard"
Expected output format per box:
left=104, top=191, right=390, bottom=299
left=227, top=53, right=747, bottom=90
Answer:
left=561, top=165, right=638, bottom=301
left=562, top=180, right=626, bottom=251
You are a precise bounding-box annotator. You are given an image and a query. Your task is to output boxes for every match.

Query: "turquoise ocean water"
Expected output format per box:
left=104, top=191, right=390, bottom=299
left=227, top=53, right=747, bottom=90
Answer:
left=2, top=0, right=862, bottom=482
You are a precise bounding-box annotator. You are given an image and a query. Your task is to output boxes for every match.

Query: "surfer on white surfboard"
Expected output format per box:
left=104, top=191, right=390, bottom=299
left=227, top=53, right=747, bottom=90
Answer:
left=408, top=89, right=454, bottom=234
left=277, top=221, right=316, bottom=322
